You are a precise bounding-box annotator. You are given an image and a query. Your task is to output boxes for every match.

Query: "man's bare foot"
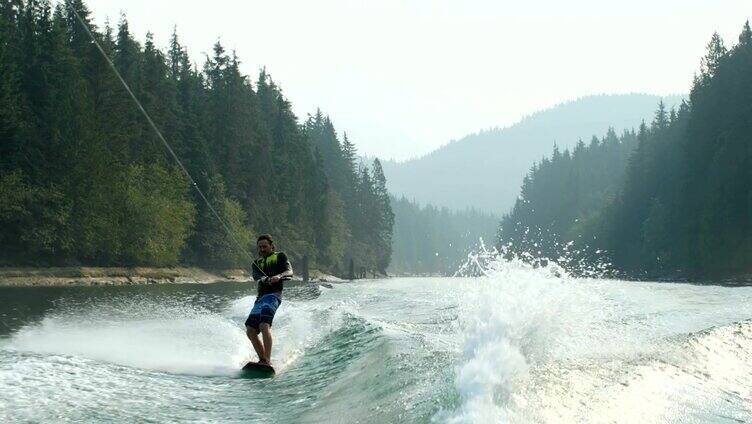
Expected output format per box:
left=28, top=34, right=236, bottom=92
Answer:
left=258, top=357, right=272, bottom=366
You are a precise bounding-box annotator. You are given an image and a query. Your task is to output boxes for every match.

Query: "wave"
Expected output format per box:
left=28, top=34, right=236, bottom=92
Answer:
left=515, top=320, right=752, bottom=423
left=2, top=267, right=751, bottom=423
left=1, top=288, right=374, bottom=377
left=438, top=251, right=752, bottom=423
left=437, top=253, right=584, bottom=423
left=3, top=298, right=248, bottom=376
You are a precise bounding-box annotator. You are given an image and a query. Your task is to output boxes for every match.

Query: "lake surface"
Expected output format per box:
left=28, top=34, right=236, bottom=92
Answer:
left=2, top=259, right=751, bottom=423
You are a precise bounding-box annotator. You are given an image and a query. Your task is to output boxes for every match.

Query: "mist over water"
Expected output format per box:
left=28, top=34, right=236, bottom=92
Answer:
left=2, top=258, right=751, bottom=423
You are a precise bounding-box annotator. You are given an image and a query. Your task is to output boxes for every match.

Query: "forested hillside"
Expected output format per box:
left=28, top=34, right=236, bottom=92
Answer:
left=389, top=196, right=498, bottom=275
left=499, top=24, right=752, bottom=279
left=381, top=93, right=683, bottom=213
left=0, top=0, right=393, bottom=275
left=499, top=128, right=639, bottom=264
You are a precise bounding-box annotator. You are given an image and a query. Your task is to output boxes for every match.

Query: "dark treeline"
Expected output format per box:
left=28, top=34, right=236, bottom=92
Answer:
left=0, top=0, right=393, bottom=275
left=499, top=128, right=639, bottom=265
left=390, top=196, right=498, bottom=275
left=499, top=23, right=752, bottom=279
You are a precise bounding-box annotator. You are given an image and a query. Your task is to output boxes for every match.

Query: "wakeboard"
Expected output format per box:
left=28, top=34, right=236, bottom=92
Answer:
left=241, top=361, right=275, bottom=378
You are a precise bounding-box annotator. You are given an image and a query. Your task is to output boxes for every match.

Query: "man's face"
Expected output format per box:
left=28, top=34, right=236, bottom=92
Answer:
left=258, top=240, right=273, bottom=257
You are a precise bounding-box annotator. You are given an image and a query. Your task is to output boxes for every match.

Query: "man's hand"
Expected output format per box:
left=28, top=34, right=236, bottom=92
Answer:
left=269, top=275, right=281, bottom=284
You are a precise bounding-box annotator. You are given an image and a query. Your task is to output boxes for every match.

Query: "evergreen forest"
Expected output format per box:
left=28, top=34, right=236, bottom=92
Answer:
left=389, top=196, right=498, bottom=275
left=499, top=24, right=752, bottom=279
left=0, top=0, right=394, bottom=275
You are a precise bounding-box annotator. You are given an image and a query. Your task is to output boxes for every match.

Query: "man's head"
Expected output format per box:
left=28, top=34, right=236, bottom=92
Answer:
left=257, top=234, right=275, bottom=257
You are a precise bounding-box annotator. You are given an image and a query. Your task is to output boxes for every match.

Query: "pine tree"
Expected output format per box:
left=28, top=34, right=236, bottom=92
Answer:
left=371, top=158, right=394, bottom=272
left=0, top=0, right=30, bottom=174
left=738, top=20, right=751, bottom=47
left=700, top=32, right=727, bottom=79
left=652, top=100, right=668, bottom=130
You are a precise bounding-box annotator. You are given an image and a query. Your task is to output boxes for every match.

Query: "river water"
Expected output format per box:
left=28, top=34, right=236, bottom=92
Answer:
left=1, top=258, right=751, bottom=423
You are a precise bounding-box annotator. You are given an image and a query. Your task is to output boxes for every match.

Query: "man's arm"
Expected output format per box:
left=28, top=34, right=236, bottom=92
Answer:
left=269, top=253, right=293, bottom=282
left=251, top=261, right=266, bottom=283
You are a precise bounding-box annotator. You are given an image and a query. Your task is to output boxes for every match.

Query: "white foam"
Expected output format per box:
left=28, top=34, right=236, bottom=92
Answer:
left=442, top=255, right=583, bottom=423
left=441, top=250, right=752, bottom=423
left=3, top=290, right=354, bottom=377
left=6, top=289, right=354, bottom=377
left=6, top=301, right=248, bottom=376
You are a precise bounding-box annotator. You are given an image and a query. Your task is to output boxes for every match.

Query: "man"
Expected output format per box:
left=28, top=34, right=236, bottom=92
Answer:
left=245, top=234, right=293, bottom=366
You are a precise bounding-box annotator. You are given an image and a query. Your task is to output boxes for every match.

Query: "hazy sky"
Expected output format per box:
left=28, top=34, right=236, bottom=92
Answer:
left=83, top=0, right=750, bottom=161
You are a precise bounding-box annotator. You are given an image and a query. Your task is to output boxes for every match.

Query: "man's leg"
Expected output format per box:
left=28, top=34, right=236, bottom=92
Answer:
left=259, top=323, right=273, bottom=364
left=246, top=326, right=266, bottom=362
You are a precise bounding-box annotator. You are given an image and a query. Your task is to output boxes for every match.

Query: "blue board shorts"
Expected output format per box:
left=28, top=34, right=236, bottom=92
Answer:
left=245, top=293, right=282, bottom=331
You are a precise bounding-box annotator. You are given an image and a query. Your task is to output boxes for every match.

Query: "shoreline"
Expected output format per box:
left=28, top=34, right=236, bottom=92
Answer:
left=0, top=267, right=250, bottom=287
left=0, top=267, right=348, bottom=287
left=5, top=267, right=747, bottom=287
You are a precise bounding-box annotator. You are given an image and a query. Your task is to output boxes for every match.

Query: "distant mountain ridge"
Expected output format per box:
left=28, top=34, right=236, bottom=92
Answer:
left=381, top=93, right=684, bottom=213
